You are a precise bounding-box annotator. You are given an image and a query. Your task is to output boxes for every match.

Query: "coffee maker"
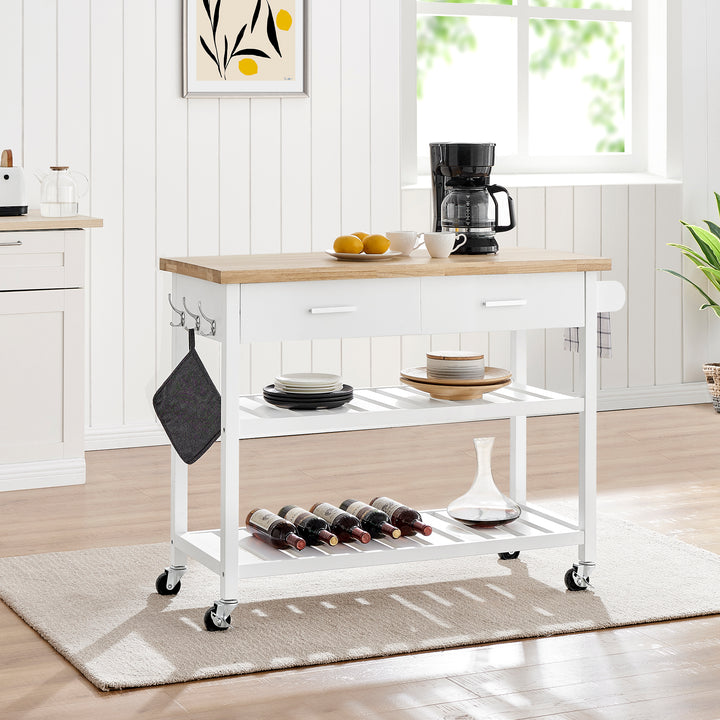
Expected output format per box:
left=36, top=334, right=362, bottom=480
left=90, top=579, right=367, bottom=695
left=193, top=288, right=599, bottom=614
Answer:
left=430, top=142, right=515, bottom=255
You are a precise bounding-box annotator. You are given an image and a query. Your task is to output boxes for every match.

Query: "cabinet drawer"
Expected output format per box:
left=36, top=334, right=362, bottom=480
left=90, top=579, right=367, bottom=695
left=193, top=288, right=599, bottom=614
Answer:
left=0, top=230, right=84, bottom=290
left=421, top=272, right=584, bottom=334
left=240, top=278, right=422, bottom=342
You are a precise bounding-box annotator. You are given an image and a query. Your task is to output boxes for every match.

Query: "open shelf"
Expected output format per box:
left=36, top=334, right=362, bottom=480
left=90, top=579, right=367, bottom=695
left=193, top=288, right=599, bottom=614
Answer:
left=175, top=504, right=583, bottom=579
left=237, top=383, right=584, bottom=439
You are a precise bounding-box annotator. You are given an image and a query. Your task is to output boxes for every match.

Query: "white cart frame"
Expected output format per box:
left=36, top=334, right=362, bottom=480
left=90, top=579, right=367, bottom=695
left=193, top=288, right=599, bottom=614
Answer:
left=158, top=255, right=622, bottom=630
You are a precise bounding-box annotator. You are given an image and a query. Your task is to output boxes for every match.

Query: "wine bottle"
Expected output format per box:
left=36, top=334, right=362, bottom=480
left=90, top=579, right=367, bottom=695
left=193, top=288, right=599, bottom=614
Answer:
left=278, top=505, right=339, bottom=547
left=309, top=502, right=371, bottom=544
left=369, top=497, right=433, bottom=536
left=245, top=508, right=306, bottom=551
left=339, top=499, right=401, bottom=539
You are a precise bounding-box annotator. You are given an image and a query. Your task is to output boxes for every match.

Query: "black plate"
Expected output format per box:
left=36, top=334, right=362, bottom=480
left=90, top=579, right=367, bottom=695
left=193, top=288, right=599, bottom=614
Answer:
left=263, top=395, right=353, bottom=411
left=263, top=383, right=354, bottom=400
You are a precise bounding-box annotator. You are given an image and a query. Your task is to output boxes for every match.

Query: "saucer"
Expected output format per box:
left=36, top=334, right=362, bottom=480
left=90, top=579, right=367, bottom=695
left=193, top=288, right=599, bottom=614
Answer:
left=325, top=250, right=403, bottom=262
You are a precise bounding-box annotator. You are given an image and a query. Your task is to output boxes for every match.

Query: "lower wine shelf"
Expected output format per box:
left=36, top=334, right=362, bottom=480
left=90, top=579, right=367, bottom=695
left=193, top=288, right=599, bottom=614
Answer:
left=237, top=383, right=584, bottom=439
left=175, top=504, right=583, bottom=579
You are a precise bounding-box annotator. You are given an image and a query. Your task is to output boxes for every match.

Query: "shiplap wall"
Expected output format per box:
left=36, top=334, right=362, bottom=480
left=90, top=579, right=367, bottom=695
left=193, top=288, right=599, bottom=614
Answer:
left=0, top=0, right=711, bottom=449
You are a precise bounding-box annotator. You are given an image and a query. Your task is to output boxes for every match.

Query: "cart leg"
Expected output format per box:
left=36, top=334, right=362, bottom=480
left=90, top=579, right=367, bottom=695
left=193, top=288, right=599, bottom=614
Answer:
left=205, top=283, right=241, bottom=630
left=572, top=271, right=599, bottom=590
left=509, top=329, right=527, bottom=506
left=158, top=311, right=190, bottom=595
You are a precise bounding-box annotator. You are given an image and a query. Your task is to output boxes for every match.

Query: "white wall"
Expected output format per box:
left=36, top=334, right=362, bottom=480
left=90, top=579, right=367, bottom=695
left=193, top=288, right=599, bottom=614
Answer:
left=0, top=0, right=715, bottom=450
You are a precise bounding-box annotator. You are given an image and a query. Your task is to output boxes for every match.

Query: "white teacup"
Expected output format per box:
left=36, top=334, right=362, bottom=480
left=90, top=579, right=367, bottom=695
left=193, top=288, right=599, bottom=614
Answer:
left=386, top=230, right=424, bottom=256
left=423, top=232, right=467, bottom=258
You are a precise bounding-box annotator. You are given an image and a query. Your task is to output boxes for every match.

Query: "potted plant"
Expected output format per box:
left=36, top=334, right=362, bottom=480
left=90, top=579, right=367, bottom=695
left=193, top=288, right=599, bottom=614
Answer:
left=663, top=191, right=720, bottom=411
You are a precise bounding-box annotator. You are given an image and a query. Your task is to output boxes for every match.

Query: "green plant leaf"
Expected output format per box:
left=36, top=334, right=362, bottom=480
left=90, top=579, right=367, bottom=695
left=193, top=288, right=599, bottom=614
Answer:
left=682, top=222, right=720, bottom=266
left=705, top=220, right=720, bottom=241
left=667, top=242, right=710, bottom=268
left=716, top=192, right=720, bottom=219
left=662, top=268, right=720, bottom=309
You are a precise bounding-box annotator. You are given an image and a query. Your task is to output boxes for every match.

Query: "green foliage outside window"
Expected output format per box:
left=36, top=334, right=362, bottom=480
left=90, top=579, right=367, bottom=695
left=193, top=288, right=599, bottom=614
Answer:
left=417, top=0, right=625, bottom=152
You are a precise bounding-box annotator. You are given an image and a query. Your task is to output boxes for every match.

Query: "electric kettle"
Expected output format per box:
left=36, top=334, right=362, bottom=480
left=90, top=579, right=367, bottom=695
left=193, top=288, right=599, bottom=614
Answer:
left=36, top=166, right=88, bottom=217
left=0, top=149, right=28, bottom=216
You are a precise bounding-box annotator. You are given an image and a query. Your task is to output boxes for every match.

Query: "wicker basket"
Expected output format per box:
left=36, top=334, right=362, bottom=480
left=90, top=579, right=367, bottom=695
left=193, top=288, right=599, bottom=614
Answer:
left=703, top=363, right=720, bottom=412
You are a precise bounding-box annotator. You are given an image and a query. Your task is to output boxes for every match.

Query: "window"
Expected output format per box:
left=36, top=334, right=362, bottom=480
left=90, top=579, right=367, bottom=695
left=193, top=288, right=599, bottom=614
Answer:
left=412, top=0, right=651, bottom=176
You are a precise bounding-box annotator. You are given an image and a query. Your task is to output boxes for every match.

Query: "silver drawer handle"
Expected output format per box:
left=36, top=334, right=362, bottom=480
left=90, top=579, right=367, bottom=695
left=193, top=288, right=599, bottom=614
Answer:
left=309, top=305, right=358, bottom=315
left=0, top=240, right=22, bottom=246
left=484, top=299, right=528, bottom=307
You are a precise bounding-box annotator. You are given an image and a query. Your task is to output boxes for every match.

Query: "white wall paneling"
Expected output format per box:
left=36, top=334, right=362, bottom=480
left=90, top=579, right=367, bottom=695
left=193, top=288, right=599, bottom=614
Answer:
left=23, top=0, right=57, bottom=209
left=89, top=0, right=124, bottom=428
left=124, top=0, right=157, bottom=424
left=2, top=2, right=712, bottom=450
left=0, top=2, right=23, bottom=159
left=600, top=185, right=629, bottom=390
left=545, top=187, right=575, bottom=395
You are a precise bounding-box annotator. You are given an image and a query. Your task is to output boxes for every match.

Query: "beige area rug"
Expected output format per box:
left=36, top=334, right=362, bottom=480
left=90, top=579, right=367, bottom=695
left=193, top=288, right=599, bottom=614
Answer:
left=1, top=514, right=719, bottom=691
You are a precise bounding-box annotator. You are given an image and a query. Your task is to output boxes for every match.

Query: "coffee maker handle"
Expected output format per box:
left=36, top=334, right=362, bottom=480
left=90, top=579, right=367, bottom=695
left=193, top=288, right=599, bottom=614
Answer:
left=488, top=184, right=516, bottom=233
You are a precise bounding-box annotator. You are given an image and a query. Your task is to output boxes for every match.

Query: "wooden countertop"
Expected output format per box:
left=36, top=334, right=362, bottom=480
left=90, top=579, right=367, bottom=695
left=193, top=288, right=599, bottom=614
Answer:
left=0, top=210, right=103, bottom=231
left=159, top=248, right=611, bottom=284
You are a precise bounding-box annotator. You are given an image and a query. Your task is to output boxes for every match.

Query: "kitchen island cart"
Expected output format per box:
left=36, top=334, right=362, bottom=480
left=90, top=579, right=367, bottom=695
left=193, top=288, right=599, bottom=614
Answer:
left=157, top=249, right=620, bottom=630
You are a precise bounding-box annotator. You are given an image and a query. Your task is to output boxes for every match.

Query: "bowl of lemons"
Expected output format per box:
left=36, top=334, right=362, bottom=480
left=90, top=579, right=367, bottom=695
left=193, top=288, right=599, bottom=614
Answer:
left=325, top=232, right=401, bottom=261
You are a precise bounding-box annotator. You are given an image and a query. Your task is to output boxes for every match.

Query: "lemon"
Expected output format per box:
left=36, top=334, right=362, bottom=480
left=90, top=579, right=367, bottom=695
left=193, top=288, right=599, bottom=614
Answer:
left=334, top=234, right=364, bottom=253
left=352, top=231, right=369, bottom=241
left=276, top=9, right=293, bottom=31
left=363, top=233, right=391, bottom=254
left=238, top=58, right=258, bottom=75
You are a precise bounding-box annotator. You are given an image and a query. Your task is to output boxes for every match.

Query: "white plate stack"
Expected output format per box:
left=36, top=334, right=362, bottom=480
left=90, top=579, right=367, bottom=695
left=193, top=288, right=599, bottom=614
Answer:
left=426, top=351, right=485, bottom=380
left=273, top=372, right=344, bottom=395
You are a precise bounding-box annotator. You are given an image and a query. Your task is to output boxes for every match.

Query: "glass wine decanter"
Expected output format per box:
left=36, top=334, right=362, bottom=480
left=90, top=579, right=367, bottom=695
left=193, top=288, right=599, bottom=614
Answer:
left=447, top=437, right=521, bottom=526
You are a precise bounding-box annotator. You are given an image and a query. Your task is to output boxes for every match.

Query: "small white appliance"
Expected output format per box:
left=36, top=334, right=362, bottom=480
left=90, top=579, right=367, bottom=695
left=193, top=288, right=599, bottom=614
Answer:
left=0, top=149, right=28, bottom=216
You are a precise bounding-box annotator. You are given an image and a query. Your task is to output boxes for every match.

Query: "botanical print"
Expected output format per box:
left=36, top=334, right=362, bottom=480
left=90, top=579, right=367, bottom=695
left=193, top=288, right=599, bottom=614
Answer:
left=195, top=0, right=297, bottom=83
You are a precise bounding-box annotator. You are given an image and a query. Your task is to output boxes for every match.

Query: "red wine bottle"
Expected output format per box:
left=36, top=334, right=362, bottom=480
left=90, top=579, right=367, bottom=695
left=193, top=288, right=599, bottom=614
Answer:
left=246, top=508, right=306, bottom=550
left=369, top=497, right=433, bottom=537
left=309, top=502, right=371, bottom=544
left=278, top=505, right=339, bottom=547
left=339, top=499, right=401, bottom=539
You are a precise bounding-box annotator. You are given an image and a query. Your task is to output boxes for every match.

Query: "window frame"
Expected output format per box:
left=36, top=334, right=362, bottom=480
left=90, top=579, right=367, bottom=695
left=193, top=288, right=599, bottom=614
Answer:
left=403, top=0, right=654, bottom=181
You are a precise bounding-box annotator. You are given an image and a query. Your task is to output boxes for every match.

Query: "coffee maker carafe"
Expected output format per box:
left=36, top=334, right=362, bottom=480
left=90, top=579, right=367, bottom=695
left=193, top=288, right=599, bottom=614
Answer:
left=430, top=142, right=515, bottom=255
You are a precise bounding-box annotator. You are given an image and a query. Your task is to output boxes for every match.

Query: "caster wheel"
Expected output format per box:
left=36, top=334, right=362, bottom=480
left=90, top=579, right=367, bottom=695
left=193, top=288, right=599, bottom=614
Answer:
left=204, top=606, right=232, bottom=631
left=498, top=551, right=520, bottom=560
left=155, top=570, right=181, bottom=596
left=564, top=567, right=589, bottom=591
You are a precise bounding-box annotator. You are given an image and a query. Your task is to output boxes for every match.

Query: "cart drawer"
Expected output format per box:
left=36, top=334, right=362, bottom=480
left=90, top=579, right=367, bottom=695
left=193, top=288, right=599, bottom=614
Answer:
left=240, top=277, right=422, bottom=342
left=0, top=230, right=84, bottom=290
left=421, top=272, right=584, bottom=333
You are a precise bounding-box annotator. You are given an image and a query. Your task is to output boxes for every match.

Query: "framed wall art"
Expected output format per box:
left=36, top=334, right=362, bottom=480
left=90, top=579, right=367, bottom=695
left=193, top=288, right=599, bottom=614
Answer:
left=183, top=0, right=306, bottom=97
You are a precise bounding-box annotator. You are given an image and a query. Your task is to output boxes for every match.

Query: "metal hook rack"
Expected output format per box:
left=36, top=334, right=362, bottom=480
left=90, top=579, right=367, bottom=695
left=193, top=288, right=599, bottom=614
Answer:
left=168, top=294, right=216, bottom=336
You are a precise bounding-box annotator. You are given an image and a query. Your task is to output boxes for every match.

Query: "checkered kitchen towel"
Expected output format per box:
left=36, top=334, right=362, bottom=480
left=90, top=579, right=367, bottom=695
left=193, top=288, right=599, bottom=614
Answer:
left=563, top=312, right=612, bottom=358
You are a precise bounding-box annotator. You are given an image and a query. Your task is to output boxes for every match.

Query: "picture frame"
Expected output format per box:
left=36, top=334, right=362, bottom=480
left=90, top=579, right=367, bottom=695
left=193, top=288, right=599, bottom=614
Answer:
left=183, top=0, right=306, bottom=97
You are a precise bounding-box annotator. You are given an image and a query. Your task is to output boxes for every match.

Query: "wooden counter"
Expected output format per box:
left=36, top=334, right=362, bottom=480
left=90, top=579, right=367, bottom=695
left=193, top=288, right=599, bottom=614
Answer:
left=159, top=247, right=611, bottom=285
left=0, top=210, right=103, bottom=232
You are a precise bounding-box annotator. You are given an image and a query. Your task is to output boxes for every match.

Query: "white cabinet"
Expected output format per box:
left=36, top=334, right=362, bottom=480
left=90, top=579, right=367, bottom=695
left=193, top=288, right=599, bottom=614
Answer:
left=0, top=213, right=102, bottom=492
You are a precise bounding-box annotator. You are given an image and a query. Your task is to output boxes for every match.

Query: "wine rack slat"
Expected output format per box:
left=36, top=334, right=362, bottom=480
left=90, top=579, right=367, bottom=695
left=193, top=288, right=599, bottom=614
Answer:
left=178, top=505, right=583, bottom=580
left=237, top=384, right=584, bottom=440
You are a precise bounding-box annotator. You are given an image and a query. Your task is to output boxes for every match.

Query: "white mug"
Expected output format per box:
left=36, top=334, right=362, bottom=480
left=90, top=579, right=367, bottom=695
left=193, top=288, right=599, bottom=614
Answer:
left=423, top=232, right=467, bottom=258
left=386, top=230, right=424, bottom=256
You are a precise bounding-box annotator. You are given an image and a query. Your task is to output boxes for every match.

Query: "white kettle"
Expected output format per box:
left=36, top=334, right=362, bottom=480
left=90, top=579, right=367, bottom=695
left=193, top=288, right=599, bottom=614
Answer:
left=0, top=149, right=28, bottom=216
left=35, top=165, right=88, bottom=217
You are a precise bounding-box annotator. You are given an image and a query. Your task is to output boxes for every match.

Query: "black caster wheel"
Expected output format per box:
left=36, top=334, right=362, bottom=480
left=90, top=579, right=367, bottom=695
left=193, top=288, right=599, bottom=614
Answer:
left=204, top=606, right=232, bottom=631
left=155, top=570, right=181, bottom=596
left=498, top=551, right=520, bottom=560
left=564, top=567, right=589, bottom=591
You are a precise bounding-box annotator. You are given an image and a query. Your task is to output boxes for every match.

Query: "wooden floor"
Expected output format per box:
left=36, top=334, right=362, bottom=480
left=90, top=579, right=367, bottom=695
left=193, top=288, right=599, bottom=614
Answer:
left=1, top=404, right=719, bottom=719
